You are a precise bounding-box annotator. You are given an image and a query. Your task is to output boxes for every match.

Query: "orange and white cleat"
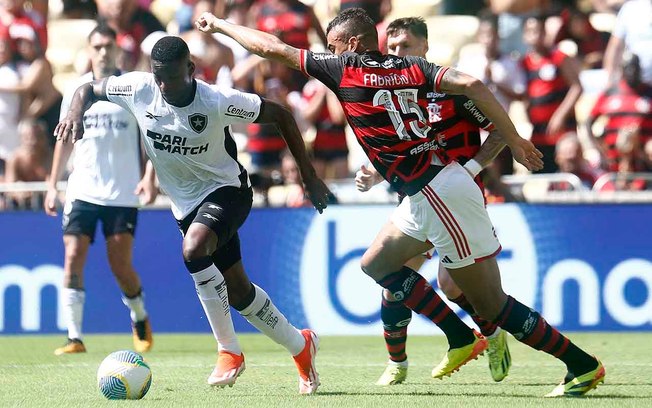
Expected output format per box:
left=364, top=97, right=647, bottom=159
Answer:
left=207, top=351, right=246, bottom=387
left=292, top=329, right=320, bottom=395
left=54, top=338, right=86, bottom=356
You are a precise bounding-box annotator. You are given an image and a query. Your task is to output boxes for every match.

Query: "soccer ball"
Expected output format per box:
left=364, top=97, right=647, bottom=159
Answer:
left=97, top=350, right=152, bottom=400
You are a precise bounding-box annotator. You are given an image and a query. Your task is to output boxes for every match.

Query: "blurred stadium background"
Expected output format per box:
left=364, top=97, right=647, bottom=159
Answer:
left=0, top=0, right=651, bottom=404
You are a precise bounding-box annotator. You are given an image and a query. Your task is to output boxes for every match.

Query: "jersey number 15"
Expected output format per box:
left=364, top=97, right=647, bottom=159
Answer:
left=373, top=88, right=431, bottom=141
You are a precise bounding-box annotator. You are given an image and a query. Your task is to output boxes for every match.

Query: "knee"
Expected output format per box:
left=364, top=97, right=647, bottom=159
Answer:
left=360, top=251, right=377, bottom=278
left=182, top=234, right=213, bottom=262
left=467, top=296, right=505, bottom=322
left=438, top=269, right=461, bottom=300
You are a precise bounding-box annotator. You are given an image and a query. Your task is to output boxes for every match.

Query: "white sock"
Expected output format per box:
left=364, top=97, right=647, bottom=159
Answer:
left=238, top=284, right=305, bottom=356
left=122, top=291, right=148, bottom=322
left=63, top=288, right=85, bottom=340
left=191, top=264, right=242, bottom=355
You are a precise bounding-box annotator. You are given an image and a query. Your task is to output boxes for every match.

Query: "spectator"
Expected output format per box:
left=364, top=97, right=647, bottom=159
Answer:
left=488, top=0, right=551, bottom=56
left=181, top=0, right=234, bottom=84
left=612, top=124, right=649, bottom=190
left=441, top=0, right=484, bottom=15
left=268, top=150, right=311, bottom=208
left=553, top=7, right=610, bottom=69
left=0, top=0, right=47, bottom=51
left=604, top=0, right=652, bottom=86
left=0, top=27, right=62, bottom=146
left=4, top=118, right=51, bottom=208
left=300, top=80, right=348, bottom=180
left=552, top=132, right=604, bottom=190
left=0, top=35, right=20, bottom=165
left=586, top=53, right=652, bottom=172
left=97, top=0, right=164, bottom=71
left=521, top=14, right=582, bottom=173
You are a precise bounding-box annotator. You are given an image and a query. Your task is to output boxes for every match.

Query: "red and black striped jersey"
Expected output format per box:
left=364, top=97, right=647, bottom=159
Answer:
left=522, top=48, right=576, bottom=146
left=302, top=81, right=348, bottom=152
left=589, top=80, right=652, bottom=171
left=256, top=0, right=312, bottom=50
left=301, top=50, right=454, bottom=195
left=247, top=123, right=286, bottom=153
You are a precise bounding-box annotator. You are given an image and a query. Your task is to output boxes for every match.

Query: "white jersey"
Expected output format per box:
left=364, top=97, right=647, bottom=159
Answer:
left=106, top=72, right=262, bottom=219
left=61, top=72, right=142, bottom=207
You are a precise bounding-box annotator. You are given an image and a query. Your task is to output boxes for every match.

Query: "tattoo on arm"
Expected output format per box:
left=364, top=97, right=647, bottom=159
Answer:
left=438, top=68, right=471, bottom=95
left=278, top=45, right=301, bottom=71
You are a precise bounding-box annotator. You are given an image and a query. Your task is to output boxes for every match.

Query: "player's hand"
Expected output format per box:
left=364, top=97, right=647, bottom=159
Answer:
left=44, top=187, right=59, bottom=216
left=510, top=138, right=544, bottom=172
left=135, top=179, right=159, bottom=205
left=54, top=112, right=84, bottom=144
left=355, top=164, right=381, bottom=192
left=195, top=12, right=222, bottom=34
left=303, top=176, right=332, bottom=214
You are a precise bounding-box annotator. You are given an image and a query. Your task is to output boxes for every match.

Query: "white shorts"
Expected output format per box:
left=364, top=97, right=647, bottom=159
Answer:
left=391, top=161, right=501, bottom=269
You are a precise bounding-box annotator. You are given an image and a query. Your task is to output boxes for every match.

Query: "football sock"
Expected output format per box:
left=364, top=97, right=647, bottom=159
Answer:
left=381, top=291, right=411, bottom=363
left=450, top=294, right=498, bottom=337
left=121, top=288, right=148, bottom=323
left=62, top=287, right=85, bottom=340
left=234, top=283, right=305, bottom=356
left=494, top=296, right=598, bottom=375
left=377, top=267, right=475, bottom=349
left=187, top=258, right=241, bottom=355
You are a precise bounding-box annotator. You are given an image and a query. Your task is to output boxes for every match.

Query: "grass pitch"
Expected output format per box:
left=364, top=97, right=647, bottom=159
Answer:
left=0, top=333, right=650, bottom=407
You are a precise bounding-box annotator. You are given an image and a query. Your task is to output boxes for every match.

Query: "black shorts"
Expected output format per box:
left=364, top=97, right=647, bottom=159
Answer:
left=62, top=200, right=138, bottom=243
left=249, top=150, right=282, bottom=169
left=312, top=149, right=349, bottom=161
left=177, top=186, right=253, bottom=272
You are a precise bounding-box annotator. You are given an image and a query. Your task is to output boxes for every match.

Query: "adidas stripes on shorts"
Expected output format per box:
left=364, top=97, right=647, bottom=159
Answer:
left=391, top=161, right=501, bottom=269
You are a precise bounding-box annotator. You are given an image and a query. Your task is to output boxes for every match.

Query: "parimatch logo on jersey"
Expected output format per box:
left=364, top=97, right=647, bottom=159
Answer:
left=146, top=130, right=209, bottom=155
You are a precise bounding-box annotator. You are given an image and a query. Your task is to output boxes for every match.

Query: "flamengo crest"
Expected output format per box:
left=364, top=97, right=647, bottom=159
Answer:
left=189, top=113, right=208, bottom=133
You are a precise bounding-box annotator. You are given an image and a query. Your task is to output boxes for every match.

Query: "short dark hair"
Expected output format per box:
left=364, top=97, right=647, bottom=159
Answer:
left=386, top=17, right=428, bottom=41
left=88, top=23, right=117, bottom=42
left=326, top=8, right=378, bottom=44
left=151, top=36, right=190, bottom=63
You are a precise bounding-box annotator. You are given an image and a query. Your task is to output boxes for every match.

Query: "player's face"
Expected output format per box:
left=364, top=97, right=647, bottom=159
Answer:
left=523, top=18, right=544, bottom=48
left=326, top=26, right=360, bottom=55
left=386, top=29, right=428, bottom=58
left=88, top=33, right=117, bottom=76
left=151, top=58, right=196, bottom=106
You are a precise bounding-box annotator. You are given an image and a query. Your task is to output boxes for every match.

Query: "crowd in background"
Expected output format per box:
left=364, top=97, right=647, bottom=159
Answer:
left=0, top=0, right=650, bottom=209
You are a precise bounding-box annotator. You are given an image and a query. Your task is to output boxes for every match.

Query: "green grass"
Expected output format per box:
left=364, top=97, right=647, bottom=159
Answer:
left=0, top=333, right=651, bottom=407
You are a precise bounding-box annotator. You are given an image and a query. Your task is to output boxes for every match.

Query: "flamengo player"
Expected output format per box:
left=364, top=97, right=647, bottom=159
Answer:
left=356, top=17, right=512, bottom=386
left=45, top=24, right=157, bottom=356
left=196, top=8, right=606, bottom=397
left=55, top=36, right=331, bottom=394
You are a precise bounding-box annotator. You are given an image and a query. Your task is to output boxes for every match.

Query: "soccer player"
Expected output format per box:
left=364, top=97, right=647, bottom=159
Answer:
left=357, top=17, right=511, bottom=386
left=196, top=8, right=606, bottom=397
left=55, top=36, right=330, bottom=394
left=44, top=24, right=156, bottom=356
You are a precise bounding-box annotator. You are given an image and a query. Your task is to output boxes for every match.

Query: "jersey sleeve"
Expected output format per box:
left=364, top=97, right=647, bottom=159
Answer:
left=299, top=50, right=344, bottom=91
left=409, top=56, right=449, bottom=93
left=218, top=87, right=263, bottom=126
left=454, top=96, right=495, bottom=131
left=105, top=72, right=150, bottom=114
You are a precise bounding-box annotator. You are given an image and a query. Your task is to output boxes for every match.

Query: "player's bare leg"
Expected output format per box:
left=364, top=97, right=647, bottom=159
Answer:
left=376, top=254, right=425, bottom=386
left=183, top=223, right=244, bottom=387
left=106, top=233, right=152, bottom=353
left=362, top=222, right=487, bottom=379
left=223, top=261, right=320, bottom=394
left=55, top=234, right=90, bottom=355
left=447, top=257, right=604, bottom=396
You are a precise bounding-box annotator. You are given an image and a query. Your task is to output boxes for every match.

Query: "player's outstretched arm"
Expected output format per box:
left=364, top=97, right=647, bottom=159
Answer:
left=258, top=99, right=333, bottom=213
left=195, top=12, right=301, bottom=71
left=438, top=68, right=544, bottom=172
left=55, top=79, right=109, bottom=144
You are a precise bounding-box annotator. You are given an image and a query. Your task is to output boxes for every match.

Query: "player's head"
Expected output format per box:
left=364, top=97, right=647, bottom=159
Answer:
left=88, top=23, right=118, bottom=78
left=555, top=132, right=583, bottom=173
left=150, top=36, right=196, bottom=105
left=523, top=14, right=547, bottom=50
left=477, top=10, right=499, bottom=55
left=385, top=17, right=428, bottom=58
left=326, top=8, right=379, bottom=55
left=623, top=53, right=641, bottom=89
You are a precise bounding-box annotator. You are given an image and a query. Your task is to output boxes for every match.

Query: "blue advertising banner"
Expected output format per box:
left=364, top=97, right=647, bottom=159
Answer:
left=1, top=204, right=651, bottom=335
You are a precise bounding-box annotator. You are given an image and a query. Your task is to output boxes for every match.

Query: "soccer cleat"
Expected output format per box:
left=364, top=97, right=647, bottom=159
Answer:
left=54, top=338, right=86, bottom=356
left=292, top=329, right=320, bottom=395
left=207, top=351, right=246, bottom=387
left=132, top=318, right=153, bottom=353
left=545, top=360, right=605, bottom=397
left=487, top=329, right=511, bottom=382
left=431, top=331, right=488, bottom=379
left=376, top=360, right=408, bottom=386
